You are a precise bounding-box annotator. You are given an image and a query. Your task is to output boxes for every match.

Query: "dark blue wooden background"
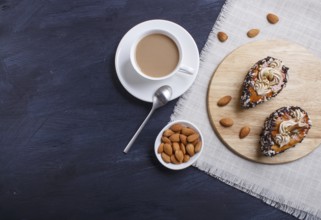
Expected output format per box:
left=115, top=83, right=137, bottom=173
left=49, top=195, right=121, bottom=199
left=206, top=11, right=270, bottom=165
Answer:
left=0, top=0, right=295, bottom=219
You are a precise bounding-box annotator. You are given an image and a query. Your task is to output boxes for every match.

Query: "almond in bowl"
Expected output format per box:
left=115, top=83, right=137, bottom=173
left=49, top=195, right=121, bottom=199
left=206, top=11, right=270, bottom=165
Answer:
left=154, top=120, right=204, bottom=170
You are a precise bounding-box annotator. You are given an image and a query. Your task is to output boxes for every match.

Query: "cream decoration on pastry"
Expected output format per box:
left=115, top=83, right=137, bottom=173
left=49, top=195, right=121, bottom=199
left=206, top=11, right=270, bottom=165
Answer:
left=254, top=60, right=283, bottom=96
left=274, top=109, right=308, bottom=148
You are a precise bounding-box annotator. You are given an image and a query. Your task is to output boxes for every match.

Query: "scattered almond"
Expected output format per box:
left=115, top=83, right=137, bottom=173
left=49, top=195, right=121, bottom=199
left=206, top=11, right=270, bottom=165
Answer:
left=217, top=32, right=228, bottom=42
left=247, top=29, right=260, bottom=38
left=267, top=13, right=279, bottom=24
left=217, top=95, right=232, bottom=106
left=220, top=118, right=234, bottom=127
left=161, top=153, right=171, bottom=163
left=157, top=143, right=164, bottom=153
left=239, top=126, right=251, bottom=139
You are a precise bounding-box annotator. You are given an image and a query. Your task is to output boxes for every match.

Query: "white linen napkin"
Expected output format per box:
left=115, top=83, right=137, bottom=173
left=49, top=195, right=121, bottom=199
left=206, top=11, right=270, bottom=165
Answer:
left=170, top=0, right=321, bottom=219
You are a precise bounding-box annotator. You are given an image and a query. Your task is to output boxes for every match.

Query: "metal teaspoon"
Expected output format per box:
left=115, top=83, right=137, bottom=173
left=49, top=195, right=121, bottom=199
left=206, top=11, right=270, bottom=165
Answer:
left=123, top=85, right=172, bottom=153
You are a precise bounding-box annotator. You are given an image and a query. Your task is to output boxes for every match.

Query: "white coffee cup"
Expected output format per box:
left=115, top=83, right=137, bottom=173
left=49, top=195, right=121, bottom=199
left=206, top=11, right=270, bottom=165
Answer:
left=130, top=29, right=194, bottom=81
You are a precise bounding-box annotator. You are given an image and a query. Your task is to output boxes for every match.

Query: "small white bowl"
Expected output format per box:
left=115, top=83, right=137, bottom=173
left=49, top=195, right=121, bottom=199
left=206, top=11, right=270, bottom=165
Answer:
left=154, top=120, right=204, bottom=170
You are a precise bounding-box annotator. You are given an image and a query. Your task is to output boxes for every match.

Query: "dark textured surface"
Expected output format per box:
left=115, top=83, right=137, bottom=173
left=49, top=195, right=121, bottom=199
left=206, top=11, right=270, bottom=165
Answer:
left=0, top=0, right=295, bottom=219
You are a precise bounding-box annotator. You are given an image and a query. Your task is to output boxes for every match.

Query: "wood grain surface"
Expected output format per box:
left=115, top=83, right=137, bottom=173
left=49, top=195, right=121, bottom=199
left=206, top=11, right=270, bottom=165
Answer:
left=208, top=40, right=321, bottom=164
left=0, top=0, right=295, bottom=219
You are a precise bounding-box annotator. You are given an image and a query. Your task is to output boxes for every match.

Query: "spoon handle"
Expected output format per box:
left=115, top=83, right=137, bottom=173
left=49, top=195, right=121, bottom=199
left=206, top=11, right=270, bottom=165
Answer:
left=123, top=107, right=155, bottom=154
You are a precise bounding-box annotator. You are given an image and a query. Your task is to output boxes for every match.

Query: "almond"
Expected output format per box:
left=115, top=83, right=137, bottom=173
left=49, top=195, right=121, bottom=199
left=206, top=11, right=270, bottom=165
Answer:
left=217, top=32, right=228, bottom=42
left=169, top=133, right=180, bottom=142
left=195, top=141, right=202, bottom=153
left=170, top=155, right=179, bottom=164
left=187, top=133, right=199, bottom=143
left=170, top=123, right=183, bottom=132
left=192, top=139, right=199, bottom=146
left=186, top=143, right=195, bottom=157
left=163, top=129, right=174, bottom=137
left=220, top=118, right=234, bottom=127
left=267, top=72, right=274, bottom=81
left=181, top=127, right=195, bottom=136
left=175, top=150, right=184, bottom=163
left=183, top=155, right=190, bottom=162
left=179, top=134, right=187, bottom=145
left=217, top=95, right=232, bottom=106
left=161, top=136, right=171, bottom=144
left=161, top=153, right=171, bottom=163
left=180, top=143, right=186, bottom=154
left=172, top=142, right=180, bottom=152
left=163, top=143, right=173, bottom=156
left=247, top=29, right=260, bottom=38
left=239, top=126, right=251, bottom=139
left=267, top=13, right=279, bottom=24
left=157, top=143, right=164, bottom=153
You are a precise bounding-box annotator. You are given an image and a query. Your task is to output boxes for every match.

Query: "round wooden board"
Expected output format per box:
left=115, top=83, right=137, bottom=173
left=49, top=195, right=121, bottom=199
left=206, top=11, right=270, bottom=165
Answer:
left=207, top=40, right=321, bottom=164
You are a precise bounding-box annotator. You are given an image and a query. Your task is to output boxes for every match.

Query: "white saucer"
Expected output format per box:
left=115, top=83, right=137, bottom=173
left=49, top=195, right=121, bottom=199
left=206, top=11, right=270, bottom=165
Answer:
left=115, top=19, right=200, bottom=102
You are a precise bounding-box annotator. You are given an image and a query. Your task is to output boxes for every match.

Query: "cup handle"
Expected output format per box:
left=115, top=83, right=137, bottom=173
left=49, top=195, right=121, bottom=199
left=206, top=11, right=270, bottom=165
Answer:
left=178, top=65, right=194, bottom=75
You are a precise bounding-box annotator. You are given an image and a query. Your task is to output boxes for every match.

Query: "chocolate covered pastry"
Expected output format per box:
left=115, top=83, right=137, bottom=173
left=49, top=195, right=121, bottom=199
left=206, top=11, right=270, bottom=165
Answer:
left=241, top=57, right=289, bottom=108
left=260, top=106, right=312, bottom=157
